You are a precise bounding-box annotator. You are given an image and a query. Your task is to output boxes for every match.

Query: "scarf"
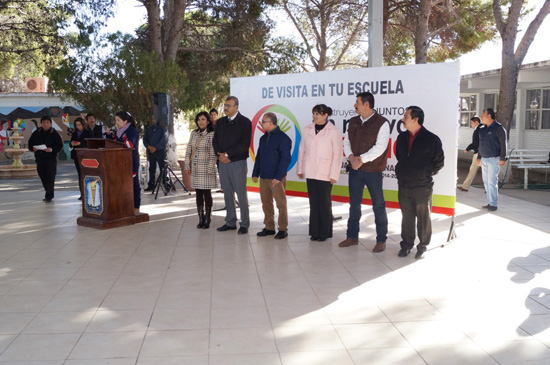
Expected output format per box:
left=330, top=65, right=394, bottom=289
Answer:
left=116, top=122, right=131, bottom=139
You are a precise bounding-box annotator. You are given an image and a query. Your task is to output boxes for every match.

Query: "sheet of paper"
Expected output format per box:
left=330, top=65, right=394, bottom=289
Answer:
left=34, top=144, right=47, bottom=150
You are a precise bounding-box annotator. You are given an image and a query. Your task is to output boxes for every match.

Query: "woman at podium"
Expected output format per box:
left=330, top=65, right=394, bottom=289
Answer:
left=70, top=117, right=93, bottom=200
left=105, top=111, right=141, bottom=212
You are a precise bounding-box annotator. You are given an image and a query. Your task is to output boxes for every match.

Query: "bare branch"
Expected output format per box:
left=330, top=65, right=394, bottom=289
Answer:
left=514, top=0, right=550, bottom=64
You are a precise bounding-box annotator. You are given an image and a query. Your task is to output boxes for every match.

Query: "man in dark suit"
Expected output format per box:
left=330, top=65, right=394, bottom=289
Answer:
left=395, top=106, right=445, bottom=260
left=86, top=113, right=103, bottom=138
left=212, top=96, right=252, bottom=235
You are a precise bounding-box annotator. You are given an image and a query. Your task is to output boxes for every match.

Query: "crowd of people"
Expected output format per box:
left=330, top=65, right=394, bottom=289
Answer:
left=27, top=92, right=507, bottom=259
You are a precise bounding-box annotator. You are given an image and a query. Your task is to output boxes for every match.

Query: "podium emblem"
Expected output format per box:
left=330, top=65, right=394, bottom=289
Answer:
left=84, top=176, right=103, bottom=215
left=82, top=159, right=100, bottom=168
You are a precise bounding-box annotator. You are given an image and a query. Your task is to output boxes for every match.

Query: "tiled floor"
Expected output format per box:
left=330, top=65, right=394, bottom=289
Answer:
left=0, top=174, right=549, bottom=364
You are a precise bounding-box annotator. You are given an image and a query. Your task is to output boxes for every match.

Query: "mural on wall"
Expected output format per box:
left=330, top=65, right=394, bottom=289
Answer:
left=0, top=106, right=86, bottom=163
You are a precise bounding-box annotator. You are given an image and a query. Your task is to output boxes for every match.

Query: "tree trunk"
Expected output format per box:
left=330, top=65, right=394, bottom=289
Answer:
left=414, top=0, right=432, bottom=64
left=162, top=0, right=188, bottom=61
left=497, top=57, right=520, bottom=135
left=143, top=0, right=163, bottom=61
left=493, top=0, right=550, bottom=137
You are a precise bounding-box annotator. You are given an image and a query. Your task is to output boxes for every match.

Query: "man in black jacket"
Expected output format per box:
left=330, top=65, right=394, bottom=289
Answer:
left=28, top=116, right=64, bottom=203
left=458, top=116, right=483, bottom=192
left=86, top=114, right=104, bottom=139
left=395, top=106, right=444, bottom=259
left=212, top=96, right=252, bottom=235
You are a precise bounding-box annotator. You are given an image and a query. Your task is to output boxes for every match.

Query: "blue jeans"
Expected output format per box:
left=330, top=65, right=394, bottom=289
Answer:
left=481, top=157, right=500, bottom=207
left=346, top=169, right=388, bottom=242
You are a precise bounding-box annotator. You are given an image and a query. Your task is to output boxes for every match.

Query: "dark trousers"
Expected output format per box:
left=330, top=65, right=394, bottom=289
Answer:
left=73, top=158, right=83, bottom=196
left=306, top=179, right=333, bottom=239
left=36, top=159, right=57, bottom=200
left=398, top=187, right=433, bottom=252
left=195, top=189, right=213, bottom=208
left=347, top=169, right=388, bottom=242
left=133, top=174, right=141, bottom=209
left=218, top=160, right=249, bottom=228
left=147, top=150, right=166, bottom=187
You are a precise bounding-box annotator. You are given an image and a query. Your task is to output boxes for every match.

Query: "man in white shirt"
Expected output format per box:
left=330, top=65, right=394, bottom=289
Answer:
left=338, top=92, right=390, bottom=253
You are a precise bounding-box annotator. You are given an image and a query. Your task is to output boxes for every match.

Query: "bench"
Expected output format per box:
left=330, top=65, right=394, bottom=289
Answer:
left=508, top=149, right=550, bottom=189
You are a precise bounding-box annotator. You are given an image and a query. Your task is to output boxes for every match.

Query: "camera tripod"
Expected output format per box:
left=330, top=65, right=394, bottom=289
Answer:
left=153, top=161, right=190, bottom=199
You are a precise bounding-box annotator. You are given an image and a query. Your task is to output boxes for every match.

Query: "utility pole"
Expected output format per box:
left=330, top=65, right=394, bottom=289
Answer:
left=368, top=1, right=383, bottom=67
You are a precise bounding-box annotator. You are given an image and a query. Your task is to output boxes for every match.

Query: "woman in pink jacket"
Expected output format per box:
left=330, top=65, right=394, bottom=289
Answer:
left=297, top=104, right=344, bottom=241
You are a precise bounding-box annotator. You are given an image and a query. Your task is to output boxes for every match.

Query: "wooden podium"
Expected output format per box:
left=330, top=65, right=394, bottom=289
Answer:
left=76, top=139, right=149, bottom=229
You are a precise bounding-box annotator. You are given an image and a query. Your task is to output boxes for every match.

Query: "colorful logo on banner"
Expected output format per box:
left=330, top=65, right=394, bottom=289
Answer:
left=250, top=104, right=301, bottom=171
left=84, top=176, right=103, bottom=215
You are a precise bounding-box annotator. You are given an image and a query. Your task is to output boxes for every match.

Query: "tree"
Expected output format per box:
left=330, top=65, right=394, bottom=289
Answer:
left=0, top=0, right=117, bottom=91
left=278, top=0, right=370, bottom=71
left=493, top=0, right=550, bottom=135
left=0, top=1, right=67, bottom=89
left=50, top=0, right=278, bottom=126
left=50, top=34, right=186, bottom=134
left=384, top=0, right=496, bottom=65
left=276, top=0, right=496, bottom=70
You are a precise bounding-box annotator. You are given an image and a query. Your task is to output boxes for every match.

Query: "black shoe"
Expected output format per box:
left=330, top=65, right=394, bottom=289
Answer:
left=144, top=186, right=154, bottom=192
left=415, top=251, right=425, bottom=260
left=78, top=196, right=82, bottom=200
left=43, top=198, right=52, bottom=203
left=488, top=206, right=497, bottom=211
left=257, top=229, right=276, bottom=237
left=310, top=236, right=318, bottom=241
left=398, top=248, right=411, bottom=257
left=274, top=231, right=288, bottom=239
left=238, top=227, right=248, bottom=235
left=482, top=204, right=491, bottom=209
left=317, top=237, right=326, bottom=242
left=217, top=224, right=236, bottom=232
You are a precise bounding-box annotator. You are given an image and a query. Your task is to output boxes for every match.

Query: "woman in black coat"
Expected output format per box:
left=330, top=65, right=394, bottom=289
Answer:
left=70, top=117, right=93, bottom=200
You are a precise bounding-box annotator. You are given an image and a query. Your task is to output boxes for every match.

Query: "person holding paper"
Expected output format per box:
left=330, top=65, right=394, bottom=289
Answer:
left=28, top=116, right=64, bottom=203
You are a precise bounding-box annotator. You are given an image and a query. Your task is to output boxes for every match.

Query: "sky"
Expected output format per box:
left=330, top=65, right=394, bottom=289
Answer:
left=108, top=0, right=550, bottom=76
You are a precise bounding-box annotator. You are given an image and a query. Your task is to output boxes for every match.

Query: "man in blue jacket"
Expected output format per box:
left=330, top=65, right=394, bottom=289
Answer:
left=143, top=117, right=168, bottom=191
left=476, top=108, right=507, bottom=211
left=252, top=112, right=292, bottom=239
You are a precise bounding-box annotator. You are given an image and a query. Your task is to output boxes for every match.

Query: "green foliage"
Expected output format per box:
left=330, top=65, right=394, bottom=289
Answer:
left=50, top=34, right=186, bottom=135
left=0, top=0, right=68, bottom=83
left=384, top=0, right=497, bottom=65
left=426, top=1, right=497, bottom=62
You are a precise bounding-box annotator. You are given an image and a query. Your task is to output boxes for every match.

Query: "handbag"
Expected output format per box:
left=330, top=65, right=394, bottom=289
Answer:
left=188, top=134, right=205, bottom=170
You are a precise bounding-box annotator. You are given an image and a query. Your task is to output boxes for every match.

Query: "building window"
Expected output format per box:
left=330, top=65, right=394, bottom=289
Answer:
left=484, top=93, right=498, bottom=111
left=526, top=88, right=550, bottom=130
left=459, top=95, right=477, bottom=127
left=484, top=92, right=517, bottom=129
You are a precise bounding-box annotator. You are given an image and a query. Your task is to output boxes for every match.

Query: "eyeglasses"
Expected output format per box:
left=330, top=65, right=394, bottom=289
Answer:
left=261, top=120, right=271, bottom=124
left=224, top=103, right=236, bottom=108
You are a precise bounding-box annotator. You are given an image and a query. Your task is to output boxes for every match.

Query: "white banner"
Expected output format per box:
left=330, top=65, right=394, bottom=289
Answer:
left=231, top=63, right=459, bottom=215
